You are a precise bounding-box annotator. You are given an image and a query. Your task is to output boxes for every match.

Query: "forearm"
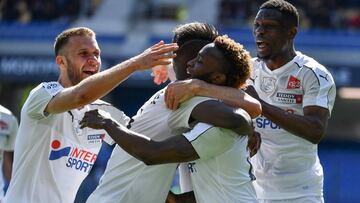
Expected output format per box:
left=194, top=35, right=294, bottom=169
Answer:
left=3, top=151, right=13, bottom=182
left=103, top=120, right=198, bottom=165
left=72, top=60, right=137, bottom=107
left=260, top=101, right=326, bottom=144
left=195, top=82, right=261, bottom=118
left=174, top=191, right=196, bottom=203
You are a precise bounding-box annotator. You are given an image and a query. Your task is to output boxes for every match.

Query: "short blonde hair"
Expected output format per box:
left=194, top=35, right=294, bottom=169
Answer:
left=54, top=27, right=95, bottom=56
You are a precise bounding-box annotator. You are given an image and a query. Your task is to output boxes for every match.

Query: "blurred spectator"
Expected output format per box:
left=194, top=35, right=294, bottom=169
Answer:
left=219, top=0, right=360, bottom=30
left=0, top=0, right=94, bottom=23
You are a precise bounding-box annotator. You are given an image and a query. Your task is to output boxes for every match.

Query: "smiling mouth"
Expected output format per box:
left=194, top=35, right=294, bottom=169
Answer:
left=83, top=70, right=97, bottom=75
left=256, top=40, right=268, bottom=49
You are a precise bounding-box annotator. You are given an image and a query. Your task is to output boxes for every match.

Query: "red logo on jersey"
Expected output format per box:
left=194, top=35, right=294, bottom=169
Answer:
left=287, top=76, right=301, bottom=89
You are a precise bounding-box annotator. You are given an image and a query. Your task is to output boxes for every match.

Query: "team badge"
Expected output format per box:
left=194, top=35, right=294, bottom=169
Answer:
left=287, top=75, right=301, bottom=89
left=260, top=77, right=276, bottom=93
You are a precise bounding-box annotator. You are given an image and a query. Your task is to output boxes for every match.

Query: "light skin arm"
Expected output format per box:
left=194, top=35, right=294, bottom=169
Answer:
left=165, top=79, right=262, bottom=118
left=2, top=151, right=13, bottom=183
left=46, top=41, right=178, bottom=114
left=80, top=108, right=252, bottom=165
left=246, top=85, right=329, bottom=144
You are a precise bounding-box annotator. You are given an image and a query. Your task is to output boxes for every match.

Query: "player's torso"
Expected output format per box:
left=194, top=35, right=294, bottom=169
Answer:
left=88, top=88, right=177, bottom=203
left=8, top=103, right=116, bottom=203
left=188, top=132, right=256, bottom=203
left=250, top=57, right=324, bottom=199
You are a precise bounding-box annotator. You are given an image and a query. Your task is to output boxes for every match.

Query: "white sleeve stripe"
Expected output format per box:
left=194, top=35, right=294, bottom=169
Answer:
left=183, top=123, right=213, bottom=142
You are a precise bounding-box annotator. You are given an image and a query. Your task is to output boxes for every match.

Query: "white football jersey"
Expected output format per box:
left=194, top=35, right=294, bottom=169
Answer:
left=249, top=52, right=336, bottom=199
left=0, top=105, right=18, bottom=200
left=4, top=82, right=129, bottom=203
left=87, top=90, right=212, bottom=203
left=171, top=110, right=257, bottom=202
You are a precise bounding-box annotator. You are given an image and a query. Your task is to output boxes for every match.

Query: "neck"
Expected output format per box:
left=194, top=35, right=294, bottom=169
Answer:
left=58, top=75, right=72, bottom=88
left=264, top=48, right=296, bottom=71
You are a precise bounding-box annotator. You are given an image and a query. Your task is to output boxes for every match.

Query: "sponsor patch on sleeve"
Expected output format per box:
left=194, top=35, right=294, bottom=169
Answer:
left=42, top=82, right=63, bottom=97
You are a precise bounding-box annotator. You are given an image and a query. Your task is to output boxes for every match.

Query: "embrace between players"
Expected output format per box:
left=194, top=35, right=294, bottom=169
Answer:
left=5, top=0, right=335, bottom=203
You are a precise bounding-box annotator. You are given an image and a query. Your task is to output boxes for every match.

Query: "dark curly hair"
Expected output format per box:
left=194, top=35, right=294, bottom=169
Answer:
left=214, top=35, right=252, bottom=88
left=260, top=0, right=299, bottom=27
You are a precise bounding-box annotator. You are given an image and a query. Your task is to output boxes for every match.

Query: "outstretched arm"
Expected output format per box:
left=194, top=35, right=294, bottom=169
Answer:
left=165, top=79, right=261, bottom=118
left=80, top=109, right=199, bottom=165
left=46, top=41, right=178, bottom=114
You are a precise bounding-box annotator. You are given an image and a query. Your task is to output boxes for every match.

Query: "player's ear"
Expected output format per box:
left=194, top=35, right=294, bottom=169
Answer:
left=209, top=72, right=226, bottom=85
left=56, top=55, right=66, bottom=69
left=288, top=26, right=297, bottom=39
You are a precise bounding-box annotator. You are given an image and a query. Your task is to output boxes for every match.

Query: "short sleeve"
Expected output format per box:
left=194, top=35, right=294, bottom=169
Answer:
left=25, top=82, right=63, bottom=119
left=302, top=68, right=336, bottom=114
left=183, top=123, right=238, bottom=160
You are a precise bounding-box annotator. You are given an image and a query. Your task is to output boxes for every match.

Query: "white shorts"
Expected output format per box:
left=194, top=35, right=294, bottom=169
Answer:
left=258, top=196, right=324, bottom=203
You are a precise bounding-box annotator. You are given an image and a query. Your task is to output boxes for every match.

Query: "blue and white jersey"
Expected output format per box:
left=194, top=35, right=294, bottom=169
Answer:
left=248, top=52, right=336, bottom=200
left=4, top=82, right=129, bottom=203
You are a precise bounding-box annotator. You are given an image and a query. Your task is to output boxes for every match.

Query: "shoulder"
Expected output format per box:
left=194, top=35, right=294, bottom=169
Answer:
left=0, top=105, right=12, bottom=115
left=295, top=52, right=335, bottom=84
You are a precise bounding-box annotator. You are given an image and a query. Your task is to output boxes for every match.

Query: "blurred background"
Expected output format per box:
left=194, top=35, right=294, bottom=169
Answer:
left=0, top=0, right=359, bottom=202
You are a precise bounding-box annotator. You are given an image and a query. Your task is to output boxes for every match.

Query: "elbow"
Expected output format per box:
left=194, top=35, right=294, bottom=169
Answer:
left=308, top=123, right=326, bottom=144
left=309, top=129, right=325, bottom=144
left=229, top=109, right=253, bottom=132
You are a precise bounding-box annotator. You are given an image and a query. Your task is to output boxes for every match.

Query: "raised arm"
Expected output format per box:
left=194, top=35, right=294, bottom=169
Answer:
left=165, top=79, right=261, bottom=118
left=46, top=41, right=178, bottom=114
left=80, top=109, right=250, bottom=165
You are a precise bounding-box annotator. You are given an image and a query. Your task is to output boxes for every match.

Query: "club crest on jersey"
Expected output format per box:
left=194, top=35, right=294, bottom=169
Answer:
left=49, top=140, right=97, bottom=173
left=287, top=75, right=301, bottom=89
left=275, top=93, right=303, bottom=104
left=260, top=77, right=276, bottom=93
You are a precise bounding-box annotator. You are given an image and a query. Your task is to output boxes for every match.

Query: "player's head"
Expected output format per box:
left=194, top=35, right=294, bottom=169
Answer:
left=187, top=35, right=252, bottom=88
left=253, top=0, right=298, bottom=60
left=54, top=27, right=101, bottom=87
left=172, top=22, right=219, bottom=80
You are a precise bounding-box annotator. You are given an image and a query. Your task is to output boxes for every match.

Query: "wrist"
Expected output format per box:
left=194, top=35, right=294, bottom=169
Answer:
left=191, top=79, right=205, bottom=96
left=103, top=118, right=118, bottom=131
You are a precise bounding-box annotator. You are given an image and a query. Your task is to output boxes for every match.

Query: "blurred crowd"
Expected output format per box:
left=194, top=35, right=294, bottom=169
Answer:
left=0, top=0, right=102, bottom=23
left=220, top=0, right=360, bottom=29
left=0, top=0, right=359, bottom=29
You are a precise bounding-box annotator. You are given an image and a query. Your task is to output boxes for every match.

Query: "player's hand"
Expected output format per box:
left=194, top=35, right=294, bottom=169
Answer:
left=131, top=41, right=178, bottom=71
left=79, top=109, right=112, bottom=130
left=247, top=131, right=261, bottom=157
left=244, top=85, right=260, bottom=101
left=165, top=79, right=202, bottom=110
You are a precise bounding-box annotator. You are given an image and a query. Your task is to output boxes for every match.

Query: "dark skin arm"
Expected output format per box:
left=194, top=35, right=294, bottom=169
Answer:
left=189, top=100, right=253, bottom=135
left=80, top=108, right=252, bottom=165
left=3, top=151, right=13, bottom=183
left=166, top=191, right=196, bottom=203
left=246, top=86, right=329, bottom=144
